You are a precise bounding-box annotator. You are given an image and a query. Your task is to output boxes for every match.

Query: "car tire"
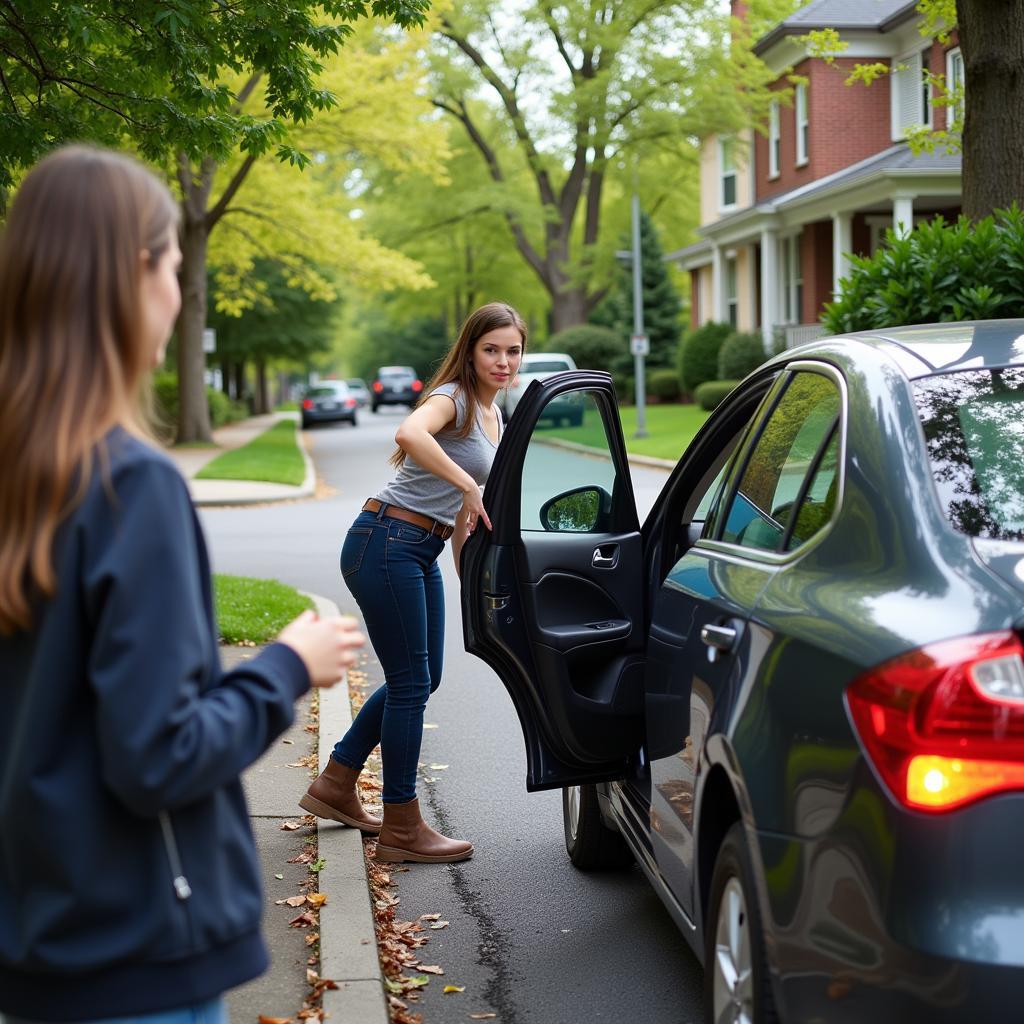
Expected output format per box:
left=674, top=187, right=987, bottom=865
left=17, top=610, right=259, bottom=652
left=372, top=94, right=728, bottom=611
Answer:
left=348, top=414, right=358, bottom=427
left=704, top=822, right=777, bottom=1024
left=301, top=417, right=311, bottom=430
left=371, top=403, right=380, bottom=414
left=562, top=784, right=634, bottom=870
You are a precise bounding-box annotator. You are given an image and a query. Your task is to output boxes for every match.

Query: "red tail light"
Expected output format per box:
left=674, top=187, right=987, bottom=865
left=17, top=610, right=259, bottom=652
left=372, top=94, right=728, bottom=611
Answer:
left=373, top=381, right=383, bottom=393
left=302, top=399, right=314, bottom=410
left=346, top=398, right=356, bottom=408
left=412, top=379, right=423, bottom=392
left=848, top=632, right=1024, bottom=812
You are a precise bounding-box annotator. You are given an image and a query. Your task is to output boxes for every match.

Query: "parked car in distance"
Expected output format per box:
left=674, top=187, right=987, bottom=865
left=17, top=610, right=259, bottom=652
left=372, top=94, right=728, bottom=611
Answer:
left=300, top=381, right=358, bottom=429
left=345, top=378, right=371, bottom=408
left=462, top=320, right=1024, bottom=1023
left=372, top=366, right=422, bottom=412
left=499, top=352, right=582, bottom=424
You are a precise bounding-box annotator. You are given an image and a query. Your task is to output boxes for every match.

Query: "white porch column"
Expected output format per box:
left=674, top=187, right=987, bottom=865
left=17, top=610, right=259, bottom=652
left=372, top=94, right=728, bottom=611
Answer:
left=832, top=211, right=853, bottom=298
left=759, top=227, right=778, bottom=349
left=711, top=242, right=724, bottom=323
left=893, top=194, right=915, bottom=238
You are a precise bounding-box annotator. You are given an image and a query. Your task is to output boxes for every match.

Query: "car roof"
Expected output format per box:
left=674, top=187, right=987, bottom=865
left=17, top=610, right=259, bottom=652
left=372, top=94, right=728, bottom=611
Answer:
left=791, top=319, right=1024, bottom=379
left=522, top=352, right=573, bottom=363
left=378, top=365, right=415, bottom=374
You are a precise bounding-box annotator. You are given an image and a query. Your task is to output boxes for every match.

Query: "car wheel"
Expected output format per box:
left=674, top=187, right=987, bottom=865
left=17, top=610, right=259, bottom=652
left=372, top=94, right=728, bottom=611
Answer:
left=348, top=414, right=358, bottom=427
left=704, top=822, right=777, bottom=1024
left=301, top=417, right=311, bottom=430
left=562, top=784, right=633, bottom=870
left=371, top=403, right=379, bottom=414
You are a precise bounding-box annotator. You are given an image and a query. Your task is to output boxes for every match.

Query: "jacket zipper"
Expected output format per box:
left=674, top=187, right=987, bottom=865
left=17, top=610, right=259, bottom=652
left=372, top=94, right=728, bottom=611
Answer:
left=158, top=810, right=193, bottom=901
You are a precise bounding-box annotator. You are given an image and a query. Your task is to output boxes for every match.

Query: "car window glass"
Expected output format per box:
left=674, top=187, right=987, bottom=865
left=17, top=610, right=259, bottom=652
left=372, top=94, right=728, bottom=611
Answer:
left=522, top=359, right=571, bottom=374
left=520, top=391, right=618, bottom=532
left=913, top=367, right=1024, bottom=540
left=785, top=428, right=839, bottom=551
left=720, top=372, right=840, bottom=552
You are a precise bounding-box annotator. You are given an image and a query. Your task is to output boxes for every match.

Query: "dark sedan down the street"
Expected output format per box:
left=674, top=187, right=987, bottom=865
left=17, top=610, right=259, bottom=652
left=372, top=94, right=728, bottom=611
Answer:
left=461, top=319, right=1024, bottom=1023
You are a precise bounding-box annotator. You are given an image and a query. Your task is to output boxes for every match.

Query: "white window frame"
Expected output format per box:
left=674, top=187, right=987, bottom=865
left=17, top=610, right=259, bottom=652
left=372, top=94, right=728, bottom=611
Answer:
left=795, top=83, right=809, bottom=166
left=891, top=48, right=932, bottom=140
left=779, top=233, right=803, bottom=325
left=946, top=46, right=964, bottom=126
left=768, top=100, right=780, bottom=179
left=725, top=255, right=739, bottom=329
left=719, top=137, right=737, bottom=211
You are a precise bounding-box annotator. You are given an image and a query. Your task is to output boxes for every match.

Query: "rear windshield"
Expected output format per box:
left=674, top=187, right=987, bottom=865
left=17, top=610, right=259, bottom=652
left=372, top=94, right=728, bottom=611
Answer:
left=913, top=367, right=1024, bottom=540
left=308, top=384, right=345, bottom=397
left=379, top=367, right=414, bottom=378
left=522, top=360, right=571, bottom=373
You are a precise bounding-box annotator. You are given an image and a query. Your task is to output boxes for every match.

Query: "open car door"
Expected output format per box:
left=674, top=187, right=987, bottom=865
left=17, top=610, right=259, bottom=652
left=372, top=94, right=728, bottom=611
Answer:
left=461, top=371, right=645, bottom=791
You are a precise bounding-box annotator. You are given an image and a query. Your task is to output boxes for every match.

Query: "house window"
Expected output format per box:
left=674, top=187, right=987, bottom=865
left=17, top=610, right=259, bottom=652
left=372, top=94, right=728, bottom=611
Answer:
left=795, top=83, right=809, bottom=166
left=892, top=48, right=932, bottom=139
left=725, top=256, right=738, bottom=328
left=946, top=46, right=964, bottom=125
left=768, top=100, right=780, bottom=178
left=781, top=234, right=803, bottom=324
left=720, top=138, right=737, bottom=209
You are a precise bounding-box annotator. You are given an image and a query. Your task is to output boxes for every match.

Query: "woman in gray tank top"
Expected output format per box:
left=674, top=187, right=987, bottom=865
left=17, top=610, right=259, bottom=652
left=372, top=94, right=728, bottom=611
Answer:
left=300, top=303, right=526, bottom=863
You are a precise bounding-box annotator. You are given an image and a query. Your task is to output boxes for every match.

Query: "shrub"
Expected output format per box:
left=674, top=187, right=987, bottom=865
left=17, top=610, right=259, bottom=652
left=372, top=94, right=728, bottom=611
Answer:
left=546, top=324, right=623, bottom=371
left=611, top=372, right=634, bottom=404
left=648, top=368, right=681, bottom=402
left=151, top=372, right=247, bottom=439
left=694, top=379, right=740, bottom=411
left=823, top=207, right=1024, bottom=333
left=718, top=331, right=767, bottom=380
left=680, top=321, right=733, bottom=393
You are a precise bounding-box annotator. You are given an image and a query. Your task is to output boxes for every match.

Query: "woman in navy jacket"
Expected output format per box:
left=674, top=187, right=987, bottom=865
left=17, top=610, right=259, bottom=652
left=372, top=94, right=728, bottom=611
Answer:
left=0, top=146, right=364, bottom=1024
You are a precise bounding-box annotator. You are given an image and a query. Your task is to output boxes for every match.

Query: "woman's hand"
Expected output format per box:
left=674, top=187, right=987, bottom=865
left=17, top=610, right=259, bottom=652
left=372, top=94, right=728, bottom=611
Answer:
left=460, top=483, right=492, bottom=535
left=277, top=611, right=365, bottom=688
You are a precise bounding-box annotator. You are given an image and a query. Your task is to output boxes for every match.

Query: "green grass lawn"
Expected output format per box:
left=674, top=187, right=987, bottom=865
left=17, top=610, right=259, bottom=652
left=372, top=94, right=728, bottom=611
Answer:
left=196, top=419, right=305, bottom=485
left=543, top=403, right=711, bottom=461
left=214, top=574, right=314, bottom=644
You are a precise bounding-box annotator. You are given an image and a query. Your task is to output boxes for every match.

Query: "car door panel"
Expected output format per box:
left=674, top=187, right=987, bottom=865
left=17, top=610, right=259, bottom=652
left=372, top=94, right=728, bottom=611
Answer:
left=462, top=372, right=644, bottom=791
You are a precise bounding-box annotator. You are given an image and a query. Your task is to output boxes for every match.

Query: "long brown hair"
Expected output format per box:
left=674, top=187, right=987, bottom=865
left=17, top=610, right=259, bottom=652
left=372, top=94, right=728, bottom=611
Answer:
left=0, top=145, right=179, bottom=634
left=390, top=302, right=527, bottom=468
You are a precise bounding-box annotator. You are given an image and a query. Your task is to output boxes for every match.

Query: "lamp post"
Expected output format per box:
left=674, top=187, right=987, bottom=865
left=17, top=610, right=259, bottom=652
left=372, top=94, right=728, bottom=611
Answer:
left=616, top=190, right=649, bottom=439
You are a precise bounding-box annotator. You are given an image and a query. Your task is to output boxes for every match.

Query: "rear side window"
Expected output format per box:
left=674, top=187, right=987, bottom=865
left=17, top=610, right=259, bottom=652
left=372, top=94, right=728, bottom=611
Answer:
left=913, top=367, right=1024, bottom=540
left=716, top=371, right=841, bottom=553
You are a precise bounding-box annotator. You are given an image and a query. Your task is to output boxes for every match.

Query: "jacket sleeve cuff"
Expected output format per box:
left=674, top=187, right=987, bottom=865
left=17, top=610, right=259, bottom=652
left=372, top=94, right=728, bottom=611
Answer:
left=254, top=642, right=311, bottom=701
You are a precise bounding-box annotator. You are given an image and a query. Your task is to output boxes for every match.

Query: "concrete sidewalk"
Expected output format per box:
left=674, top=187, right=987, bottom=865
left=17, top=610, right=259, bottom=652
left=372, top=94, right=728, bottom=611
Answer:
left=166, top=413, right=316, bottom=506
left=223, top=593, right=388, bottom=1024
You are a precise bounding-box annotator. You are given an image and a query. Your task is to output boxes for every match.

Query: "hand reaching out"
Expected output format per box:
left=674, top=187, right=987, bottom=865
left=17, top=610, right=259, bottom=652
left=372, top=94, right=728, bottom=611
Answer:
left=277, top=610, right=365, bottom=688
left=460, top=483, right=492, bottom=535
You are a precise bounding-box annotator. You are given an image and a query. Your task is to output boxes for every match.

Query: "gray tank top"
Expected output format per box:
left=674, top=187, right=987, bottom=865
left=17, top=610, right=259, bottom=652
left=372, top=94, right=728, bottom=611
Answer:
left=374, top=381, right=503, bottom=526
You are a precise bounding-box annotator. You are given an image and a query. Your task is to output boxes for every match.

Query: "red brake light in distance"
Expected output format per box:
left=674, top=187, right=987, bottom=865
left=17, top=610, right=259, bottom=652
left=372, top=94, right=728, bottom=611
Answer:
left=302, top=399, right=314, bottom=410
left=847, top=632, right=1024, bottom=812
left=412, top=379, right=423, bottom=392
left=346, top=398, right=356, bottom=408
left=373, top=381, right=383, bottom=393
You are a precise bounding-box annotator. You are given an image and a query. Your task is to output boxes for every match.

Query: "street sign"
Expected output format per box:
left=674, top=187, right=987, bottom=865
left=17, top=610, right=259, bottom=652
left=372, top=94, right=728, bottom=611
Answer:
left=630, top=333, right=649, bottom=356
left=202, top=327, right=217, bottom=353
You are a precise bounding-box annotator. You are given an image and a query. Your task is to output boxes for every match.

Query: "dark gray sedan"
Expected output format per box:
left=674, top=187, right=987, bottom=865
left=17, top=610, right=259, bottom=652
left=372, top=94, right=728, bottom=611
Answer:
left=462, top=320, right=1024, bottom=1023
left=300, top=381, right=358, bottom=429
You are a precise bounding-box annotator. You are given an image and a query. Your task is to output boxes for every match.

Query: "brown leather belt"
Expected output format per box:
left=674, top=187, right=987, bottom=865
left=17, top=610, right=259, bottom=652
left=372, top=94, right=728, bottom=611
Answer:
left=362, top=498, right=455, bottom=541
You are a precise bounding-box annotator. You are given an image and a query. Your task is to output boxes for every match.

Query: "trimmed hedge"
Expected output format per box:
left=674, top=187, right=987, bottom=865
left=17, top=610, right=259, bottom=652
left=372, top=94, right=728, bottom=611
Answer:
left=824, top=207, right=1024, bottom=333
left=153, top=371, right=247, bottom=440
left=694, top=379, right=740, bottom=411
left=648, top=368, right=681, bottom=402
left=680, top=321, right=733, bottom=393
left=546, top=324, right=623, bottom=370
left=718, top=331, right=766, bottom=380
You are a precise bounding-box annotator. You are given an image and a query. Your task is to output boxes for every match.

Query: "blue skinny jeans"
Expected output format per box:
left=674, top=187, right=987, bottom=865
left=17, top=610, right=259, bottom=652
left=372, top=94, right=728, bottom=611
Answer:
left=332, top=508, right=445, bottom=803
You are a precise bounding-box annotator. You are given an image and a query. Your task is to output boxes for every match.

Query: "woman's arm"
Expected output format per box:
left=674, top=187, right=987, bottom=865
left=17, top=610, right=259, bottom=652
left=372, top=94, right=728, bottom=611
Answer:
left=451, top=505, right=471, bottom=577
left=395, top=395, right=492, bottom=530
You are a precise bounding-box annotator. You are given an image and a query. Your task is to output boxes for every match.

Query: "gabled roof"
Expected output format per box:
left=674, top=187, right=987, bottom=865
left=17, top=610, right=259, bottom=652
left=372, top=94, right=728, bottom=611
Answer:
left=753, top=0, right=918, bottom=55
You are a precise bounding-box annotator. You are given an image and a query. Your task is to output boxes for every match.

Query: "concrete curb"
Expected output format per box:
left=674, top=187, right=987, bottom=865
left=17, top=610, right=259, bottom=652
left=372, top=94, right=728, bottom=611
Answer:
left=532, top=434, right=676, bottom=471
left=187, top=418, right=317, bottom=507
left=302, top=592, right=388, bottom=1024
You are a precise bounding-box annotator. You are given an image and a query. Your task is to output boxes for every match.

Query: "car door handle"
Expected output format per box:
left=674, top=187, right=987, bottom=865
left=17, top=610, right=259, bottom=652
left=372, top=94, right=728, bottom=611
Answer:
left=700, top=624, right=737, bottom=663
left=592, top=545, right=618, bottom=568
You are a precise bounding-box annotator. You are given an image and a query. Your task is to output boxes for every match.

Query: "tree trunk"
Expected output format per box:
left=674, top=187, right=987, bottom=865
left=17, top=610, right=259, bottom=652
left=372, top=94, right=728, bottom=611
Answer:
left=220, top=359, right=232, bottom=397
left=233, top=361, right=248, bottom=410
left=549, top=287, right=590, bottom=335
left=957, top=0, right=1024, bottom=219
left=255, top=359, right=269, bottom=414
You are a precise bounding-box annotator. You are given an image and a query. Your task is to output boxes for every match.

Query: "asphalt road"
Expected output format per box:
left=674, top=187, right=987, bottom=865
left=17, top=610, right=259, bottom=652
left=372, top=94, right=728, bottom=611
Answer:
left=199, top=408, right=704, bottom=1024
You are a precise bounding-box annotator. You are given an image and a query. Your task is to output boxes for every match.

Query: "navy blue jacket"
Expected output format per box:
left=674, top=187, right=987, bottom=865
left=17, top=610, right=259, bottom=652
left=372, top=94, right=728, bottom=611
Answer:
left=0, top=430, right=310, bottom=1020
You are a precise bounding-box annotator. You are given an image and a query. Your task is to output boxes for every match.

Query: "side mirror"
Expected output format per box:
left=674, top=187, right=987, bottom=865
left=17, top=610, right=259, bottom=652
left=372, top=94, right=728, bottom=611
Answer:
left=540, top=485, right=613, bottom=533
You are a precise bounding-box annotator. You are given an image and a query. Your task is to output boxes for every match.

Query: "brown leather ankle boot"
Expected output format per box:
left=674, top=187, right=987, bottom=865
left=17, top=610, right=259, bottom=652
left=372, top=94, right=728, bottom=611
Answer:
left=374, top=797, right=474, bottom=863
left=299, top=758, right=382, bottom=834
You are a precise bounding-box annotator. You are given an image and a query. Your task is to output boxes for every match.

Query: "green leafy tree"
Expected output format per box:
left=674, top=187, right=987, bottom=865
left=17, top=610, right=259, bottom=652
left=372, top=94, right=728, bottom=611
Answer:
left=591, top=211, right=683, bottom=372
left=0, top=0, right=432, bottom=441
left=430, top=0, right=777, bottom=333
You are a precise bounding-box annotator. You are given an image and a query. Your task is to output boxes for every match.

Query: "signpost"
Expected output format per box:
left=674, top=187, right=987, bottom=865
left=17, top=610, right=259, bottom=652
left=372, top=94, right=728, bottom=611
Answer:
left=630, top=192, right=648, bottom=439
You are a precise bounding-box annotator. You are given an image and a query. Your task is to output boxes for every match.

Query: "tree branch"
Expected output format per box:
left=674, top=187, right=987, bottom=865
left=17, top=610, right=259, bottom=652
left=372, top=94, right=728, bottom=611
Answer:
left=206, top=152, right=258, bottom=231
left=539, top=3, right=578, bottom=79
left=232, top=73, right=262, bottom=114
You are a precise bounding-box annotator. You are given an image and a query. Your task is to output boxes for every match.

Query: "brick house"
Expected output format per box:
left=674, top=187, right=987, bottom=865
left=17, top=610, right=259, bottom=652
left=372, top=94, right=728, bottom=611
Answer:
left=670, top=0, right=963, bottom=347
